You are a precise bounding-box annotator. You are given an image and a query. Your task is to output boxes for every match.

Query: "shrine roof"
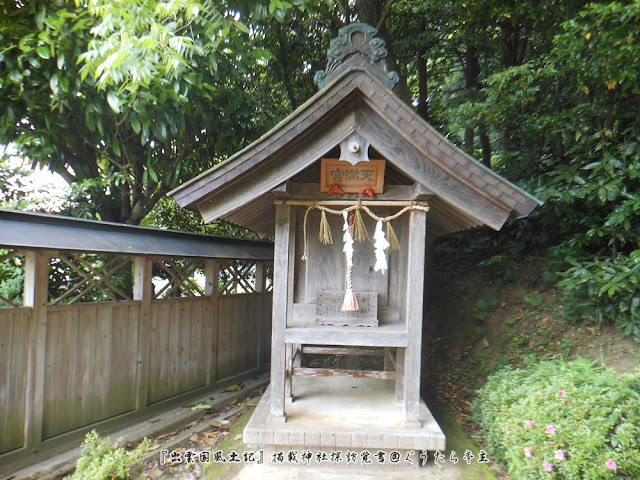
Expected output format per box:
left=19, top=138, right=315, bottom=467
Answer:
left=170, top=26, right=541, bottom=239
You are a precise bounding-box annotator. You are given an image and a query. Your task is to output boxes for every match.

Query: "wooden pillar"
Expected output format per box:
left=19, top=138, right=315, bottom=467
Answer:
left=134, top=256, right=153, bottom=411
left=270, top=204, right=295, bottom=422
left=254, top=261, right=264, bottom=372
left=292, top=343, right=302, bottom=368
left=22, top=250, right=50, bottom=450
left=285, top=343, right=294, bottom=401
left=394, top=347, right=405, bottom=405
left=403, top=208, right=427, bottom=427
left=205, top=259, right=221, bottom=385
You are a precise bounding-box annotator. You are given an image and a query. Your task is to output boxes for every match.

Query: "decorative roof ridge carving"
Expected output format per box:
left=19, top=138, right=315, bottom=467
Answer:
left=314, top=23, right=399, bottom=90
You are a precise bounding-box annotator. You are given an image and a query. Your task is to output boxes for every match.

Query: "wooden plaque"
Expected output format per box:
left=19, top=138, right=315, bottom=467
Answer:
left=316, top=291, right=378, bottom=327
left=320, top=159, right=386, bottom=194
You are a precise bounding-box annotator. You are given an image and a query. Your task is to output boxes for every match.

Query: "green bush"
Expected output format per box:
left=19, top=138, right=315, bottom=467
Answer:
left=558, top=252, right=640, bottom=341
left=65, top=430, right=150, bottom=480
left=473, top=358, right=640, bottom=479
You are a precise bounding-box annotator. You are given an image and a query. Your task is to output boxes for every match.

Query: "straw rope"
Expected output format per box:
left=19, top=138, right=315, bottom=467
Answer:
left=300, top=202, right=430, bottom=261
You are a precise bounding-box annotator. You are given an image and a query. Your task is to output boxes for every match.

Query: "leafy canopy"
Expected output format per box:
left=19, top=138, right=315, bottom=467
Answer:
left=0, top=0, right=323, bottom=224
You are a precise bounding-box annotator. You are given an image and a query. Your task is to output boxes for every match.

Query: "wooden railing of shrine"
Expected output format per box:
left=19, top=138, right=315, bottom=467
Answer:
left=0, top=249, right=272, bottom=463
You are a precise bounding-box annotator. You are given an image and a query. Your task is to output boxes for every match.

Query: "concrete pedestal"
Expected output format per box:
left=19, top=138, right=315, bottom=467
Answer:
left=244, top=376, right=445, bottom=452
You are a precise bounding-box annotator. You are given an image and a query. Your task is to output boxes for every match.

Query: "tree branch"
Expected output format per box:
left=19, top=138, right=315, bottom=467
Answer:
left=376, top=0, right=396, bottom=32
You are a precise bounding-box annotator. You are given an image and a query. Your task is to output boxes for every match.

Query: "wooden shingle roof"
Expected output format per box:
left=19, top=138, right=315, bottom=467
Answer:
left=170, top=27, right=540, bottom=239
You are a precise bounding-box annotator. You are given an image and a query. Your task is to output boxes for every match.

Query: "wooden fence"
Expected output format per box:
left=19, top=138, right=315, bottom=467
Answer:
left=0, top=250, right=272, bottom=465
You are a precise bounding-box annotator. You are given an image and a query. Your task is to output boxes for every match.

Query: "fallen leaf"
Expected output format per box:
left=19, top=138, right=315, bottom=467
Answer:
left=223, top=384, right=240, bottom=392
left=234, top=434, right=243, bottom=440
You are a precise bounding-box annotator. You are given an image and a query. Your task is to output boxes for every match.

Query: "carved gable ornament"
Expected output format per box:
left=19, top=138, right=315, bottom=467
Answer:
left=314, top=23, right=400, bottom=89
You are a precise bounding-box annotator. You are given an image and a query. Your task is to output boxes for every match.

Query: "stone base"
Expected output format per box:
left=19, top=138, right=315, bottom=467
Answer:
left=244, top=376, right=445, bottom=452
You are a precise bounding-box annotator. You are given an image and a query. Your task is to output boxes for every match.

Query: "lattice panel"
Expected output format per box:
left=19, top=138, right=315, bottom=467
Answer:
left=219, top=261, right=257, bottom=295
left=48, top=253, right=133, bottom=305
left=265, top=263, right=274, bottom=292
left=0, top=249, right=23, bottom=308
left=153, top=258, right=206, bottom=299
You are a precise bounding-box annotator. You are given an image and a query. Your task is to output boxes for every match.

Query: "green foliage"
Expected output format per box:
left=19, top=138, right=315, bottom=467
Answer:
left=474, top=358, right=640, bottom=479
left=429, top=0, right=640, bottom=339
left=0, top=0, right=324, bottom=225
left=0, top=250, right=24, bottom=306
left=0, top=155, right=63, bottom=211
left=64, top=430, right=150, bottom=480
left=558, top=253, right=640, bottom=340
left=524, top=293, right=542, bottom=307
left=141, top=196, right=260, bottom=238
left=0, top=156, right=31, bottom=208
left=476, top=297, right=497, bottom=310
left=2, top=0, right=639, bottom=339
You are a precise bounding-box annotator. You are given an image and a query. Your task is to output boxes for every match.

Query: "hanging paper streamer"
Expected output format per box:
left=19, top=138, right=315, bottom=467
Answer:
left=342, top=211, right=354, bottom=268
left=341, top=210, right=359, bottom=311
left=373, top=220, right=390, bottom=274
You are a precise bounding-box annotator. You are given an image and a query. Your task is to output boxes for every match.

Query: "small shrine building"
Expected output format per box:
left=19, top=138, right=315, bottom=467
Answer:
left=170, top=23, right=540, bottom=454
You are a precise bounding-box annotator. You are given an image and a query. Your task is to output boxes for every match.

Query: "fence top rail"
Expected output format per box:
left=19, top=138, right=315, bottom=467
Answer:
left=0, top=208, right=273, bottom=260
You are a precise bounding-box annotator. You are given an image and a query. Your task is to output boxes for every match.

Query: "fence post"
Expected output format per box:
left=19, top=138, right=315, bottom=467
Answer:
left=205, top=260, right=220, bottom=386
left=254, top=261, right=265, bottom=372
left=22, top=250, right=50, bottom=451
left=133, top=256, right=152, bottom=411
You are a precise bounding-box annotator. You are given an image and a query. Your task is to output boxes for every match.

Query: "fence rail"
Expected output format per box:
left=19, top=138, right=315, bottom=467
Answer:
left=0, top=250, right=272, bottom=466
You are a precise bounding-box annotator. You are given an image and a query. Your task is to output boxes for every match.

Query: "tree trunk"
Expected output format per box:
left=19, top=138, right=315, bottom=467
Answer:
left=354, top=0, right=412, bottom=103
left=479, top=127, right=491, bottom=167
left=499, top=18, right=527, bottom=153
left=416, top=19, right=429, bottom=121
left=465, top=127, right=474, bottom=152
left=463, top=45, right=481, bottom=154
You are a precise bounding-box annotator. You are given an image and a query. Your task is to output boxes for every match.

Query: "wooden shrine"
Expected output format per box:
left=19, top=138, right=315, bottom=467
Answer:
left=170, top=23, right=540, bottom=452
